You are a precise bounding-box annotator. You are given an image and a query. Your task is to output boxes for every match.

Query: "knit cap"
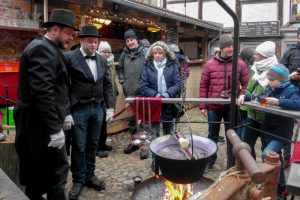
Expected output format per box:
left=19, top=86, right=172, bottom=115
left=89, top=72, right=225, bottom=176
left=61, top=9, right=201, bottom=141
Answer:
left=169, top=44, right=180, bottom=53
left=266, top=64, right=289, bottom=82
left=255, top=41, right=275, bottom=58
left=219, top=34, right=233, bottom=49
left=124, top=29, right=138, bottom=40
left=98, top=41, right=112, bottom=53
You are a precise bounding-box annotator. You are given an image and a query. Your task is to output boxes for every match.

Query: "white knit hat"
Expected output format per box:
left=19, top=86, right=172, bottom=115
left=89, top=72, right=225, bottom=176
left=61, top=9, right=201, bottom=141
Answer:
left=98, top=41, right=112, bottom=53
left=255, top=41, right=275, bottom=58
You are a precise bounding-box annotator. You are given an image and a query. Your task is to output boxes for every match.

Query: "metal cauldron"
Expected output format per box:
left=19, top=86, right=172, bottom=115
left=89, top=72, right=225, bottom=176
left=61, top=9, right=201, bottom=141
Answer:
left=150, top=134, right=217, bottom=184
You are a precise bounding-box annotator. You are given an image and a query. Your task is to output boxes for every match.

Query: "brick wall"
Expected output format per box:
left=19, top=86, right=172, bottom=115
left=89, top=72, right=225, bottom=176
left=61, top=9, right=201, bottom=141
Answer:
left=0, top=0, right=31, bottom=20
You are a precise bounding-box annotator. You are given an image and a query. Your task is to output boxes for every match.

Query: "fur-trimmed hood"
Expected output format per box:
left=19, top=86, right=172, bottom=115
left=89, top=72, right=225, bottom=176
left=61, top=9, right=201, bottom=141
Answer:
left=146, top=41, right=176, bottom=60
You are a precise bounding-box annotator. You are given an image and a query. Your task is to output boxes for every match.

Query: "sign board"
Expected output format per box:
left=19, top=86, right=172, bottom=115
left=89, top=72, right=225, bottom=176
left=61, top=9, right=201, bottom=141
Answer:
left=239, top=21, right=280, bottom=37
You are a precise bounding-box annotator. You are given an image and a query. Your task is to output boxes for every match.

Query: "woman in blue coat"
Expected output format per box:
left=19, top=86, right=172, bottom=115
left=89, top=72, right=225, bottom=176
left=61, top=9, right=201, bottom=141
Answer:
left=140, top=41, right=181, bottom=138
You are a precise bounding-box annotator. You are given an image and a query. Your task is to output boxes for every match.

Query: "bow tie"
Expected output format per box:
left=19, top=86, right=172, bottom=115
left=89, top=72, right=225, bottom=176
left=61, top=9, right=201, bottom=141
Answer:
left=84, top=55, right=96, bottom=60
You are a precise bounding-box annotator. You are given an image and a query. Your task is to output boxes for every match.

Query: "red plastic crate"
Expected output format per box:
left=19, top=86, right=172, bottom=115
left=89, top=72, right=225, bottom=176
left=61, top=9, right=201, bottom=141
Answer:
left=0, top=62, right=19, bottom=106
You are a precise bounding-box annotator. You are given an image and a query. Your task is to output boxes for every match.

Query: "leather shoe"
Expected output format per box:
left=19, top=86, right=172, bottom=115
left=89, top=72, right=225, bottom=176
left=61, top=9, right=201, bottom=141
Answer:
left=140, top=149, right=148, bottom=160
left=124, top=144, right=139, bottom=154
left=85, top=176, right=105, bottom=191
left=98, top=144, right=113, bottom=151
left=69, top=183, right=83, bottom=200
left=96, top=151, right=108, bottom=158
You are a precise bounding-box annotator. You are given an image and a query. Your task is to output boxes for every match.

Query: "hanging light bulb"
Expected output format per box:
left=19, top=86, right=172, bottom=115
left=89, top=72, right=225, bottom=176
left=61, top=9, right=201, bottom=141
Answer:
left=147, top=27, right=160, bottom=33
left=104, top=19, right=111, bottom=25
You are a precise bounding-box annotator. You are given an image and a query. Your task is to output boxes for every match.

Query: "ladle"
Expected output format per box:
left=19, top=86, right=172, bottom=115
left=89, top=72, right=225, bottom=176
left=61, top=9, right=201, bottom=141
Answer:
left=170, top=132, right=192, bottom=160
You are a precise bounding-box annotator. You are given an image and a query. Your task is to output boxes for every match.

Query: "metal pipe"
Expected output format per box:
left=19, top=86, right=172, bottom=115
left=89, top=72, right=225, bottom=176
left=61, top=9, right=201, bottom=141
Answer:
left=215, top=0, right=239, bottom=129
left=125, top=97, right=231, bottom=104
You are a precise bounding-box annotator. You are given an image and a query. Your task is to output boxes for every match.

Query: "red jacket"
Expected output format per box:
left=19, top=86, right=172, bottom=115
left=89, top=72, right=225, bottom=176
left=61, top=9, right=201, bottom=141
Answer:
left=199, top=53, right=249, bottom=111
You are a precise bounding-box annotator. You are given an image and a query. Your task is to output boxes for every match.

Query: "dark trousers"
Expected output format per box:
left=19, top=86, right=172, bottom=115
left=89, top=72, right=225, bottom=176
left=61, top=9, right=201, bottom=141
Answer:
left=98, top=111, right=107, bottom=150
left=25, top=146, right=69, bottom=200
left=242, top=117, right=266, bottom=160
left=70, top=102, right=104, bottom=184
left=207, top=110, right=230, bottom=165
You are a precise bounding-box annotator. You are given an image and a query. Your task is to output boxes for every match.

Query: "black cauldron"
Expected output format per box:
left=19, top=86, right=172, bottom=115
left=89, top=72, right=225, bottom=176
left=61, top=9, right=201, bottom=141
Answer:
left=150, top=134, right=217, bottom=184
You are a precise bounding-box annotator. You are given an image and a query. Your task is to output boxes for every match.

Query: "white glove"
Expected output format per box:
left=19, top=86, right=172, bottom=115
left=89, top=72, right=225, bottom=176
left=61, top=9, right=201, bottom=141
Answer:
left=48, top=130, right=65, bottom=149
left=106, top=108, right=114, bottom=123
left=63, top=115, right=74, bottom=130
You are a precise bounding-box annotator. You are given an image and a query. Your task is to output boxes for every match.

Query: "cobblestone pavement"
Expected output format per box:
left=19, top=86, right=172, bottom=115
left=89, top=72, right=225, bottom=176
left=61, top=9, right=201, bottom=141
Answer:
left=65, top=108, right=296, bottom=200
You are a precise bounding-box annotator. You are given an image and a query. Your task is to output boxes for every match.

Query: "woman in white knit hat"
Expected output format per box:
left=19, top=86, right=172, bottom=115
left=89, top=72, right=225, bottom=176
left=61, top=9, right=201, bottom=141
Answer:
left=237, top=41, right=278, bottom=160
left=96, top=41, right=119, bottom=158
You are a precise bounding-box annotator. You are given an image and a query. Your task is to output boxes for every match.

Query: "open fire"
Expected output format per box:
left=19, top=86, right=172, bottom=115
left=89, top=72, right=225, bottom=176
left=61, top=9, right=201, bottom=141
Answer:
left=163, top=180, right=193, bottom=200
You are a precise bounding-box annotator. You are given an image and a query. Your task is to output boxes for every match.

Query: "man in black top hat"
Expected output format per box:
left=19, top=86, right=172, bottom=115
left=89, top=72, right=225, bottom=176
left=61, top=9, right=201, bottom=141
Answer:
left=64, top=25, right=115, bottom=199
left=14, top=9, right=77, bottom=200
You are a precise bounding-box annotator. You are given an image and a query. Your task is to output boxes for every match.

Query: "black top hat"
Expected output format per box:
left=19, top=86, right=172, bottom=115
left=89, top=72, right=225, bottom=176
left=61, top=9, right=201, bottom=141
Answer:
left=78, top=25, right=101, bottom=38
left=43, top=9, right=79, bottom=31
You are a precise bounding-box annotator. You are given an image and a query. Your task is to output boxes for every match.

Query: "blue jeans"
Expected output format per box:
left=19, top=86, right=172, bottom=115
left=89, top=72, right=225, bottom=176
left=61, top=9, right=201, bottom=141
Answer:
left=262, top=139, right=286, bottom=191
left=243, top=117, right=266, bottom=160
left=70, top=102, right=104, bottom=184
left=207, top=110, right=229, bottom=164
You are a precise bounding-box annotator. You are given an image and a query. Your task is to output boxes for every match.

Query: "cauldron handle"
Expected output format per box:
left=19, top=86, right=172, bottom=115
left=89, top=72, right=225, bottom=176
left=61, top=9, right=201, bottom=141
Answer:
left=226, top=129, right=265, bottom=184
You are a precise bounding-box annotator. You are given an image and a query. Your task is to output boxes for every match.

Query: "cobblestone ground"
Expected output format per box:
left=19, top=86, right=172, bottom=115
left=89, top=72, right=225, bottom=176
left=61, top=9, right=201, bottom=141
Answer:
left=65, top=108, right=297, bottom=200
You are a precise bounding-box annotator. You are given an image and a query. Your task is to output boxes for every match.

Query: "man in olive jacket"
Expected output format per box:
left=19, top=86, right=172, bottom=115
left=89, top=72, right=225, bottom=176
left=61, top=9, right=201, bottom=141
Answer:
left=117, top=29, right=148, bottom=158
left=14, top=9, right=77, bottom=200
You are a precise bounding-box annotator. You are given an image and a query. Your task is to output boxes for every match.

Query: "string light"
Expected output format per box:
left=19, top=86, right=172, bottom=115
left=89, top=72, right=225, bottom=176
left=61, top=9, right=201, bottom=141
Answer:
left=86, top=6, right=164, bottom=31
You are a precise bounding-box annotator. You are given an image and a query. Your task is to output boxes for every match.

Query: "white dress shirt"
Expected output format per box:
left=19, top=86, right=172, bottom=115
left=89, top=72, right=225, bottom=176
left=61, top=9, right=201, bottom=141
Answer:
left=80, top=47, right=98, bottom=81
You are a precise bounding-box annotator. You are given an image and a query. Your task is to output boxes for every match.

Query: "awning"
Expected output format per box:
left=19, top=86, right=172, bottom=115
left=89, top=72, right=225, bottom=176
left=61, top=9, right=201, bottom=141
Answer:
left=110, top=0, right=222, bottom=31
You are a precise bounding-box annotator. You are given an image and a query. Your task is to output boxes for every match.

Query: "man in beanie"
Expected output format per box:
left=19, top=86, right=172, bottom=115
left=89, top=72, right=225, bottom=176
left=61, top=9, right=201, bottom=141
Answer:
left=117, top=29, right=148, bottom=159
left=64, top=25, right=115, bottom=199
left=199, top=34, right=250, bottom=169
left=96, top=41, right=119, bottom=158
left=280, top=28, right=300, bottom=169
left=237, top=41, right=278, bottom=161
left=14, top=9, right=77, bottom=199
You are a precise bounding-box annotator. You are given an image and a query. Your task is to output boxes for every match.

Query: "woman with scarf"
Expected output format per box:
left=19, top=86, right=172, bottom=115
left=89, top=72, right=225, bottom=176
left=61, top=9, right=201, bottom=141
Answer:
left=140, top=41, right=181, bottom=171
left=237, top=41, right=278, bottom=160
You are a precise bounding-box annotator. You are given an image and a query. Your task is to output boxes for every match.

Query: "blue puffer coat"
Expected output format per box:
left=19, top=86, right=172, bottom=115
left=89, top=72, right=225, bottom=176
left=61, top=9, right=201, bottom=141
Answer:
left=140, top=59, right=181, bottom=120
left=263, top=81, right=300, bottom=144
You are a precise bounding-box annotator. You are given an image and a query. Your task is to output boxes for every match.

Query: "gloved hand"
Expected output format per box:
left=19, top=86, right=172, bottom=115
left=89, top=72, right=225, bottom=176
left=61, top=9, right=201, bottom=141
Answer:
left=48, top=130, right=65, bottom=149
left=63, top=114, right=74, bottom=130
left=106, top=108, right=115, bottom=123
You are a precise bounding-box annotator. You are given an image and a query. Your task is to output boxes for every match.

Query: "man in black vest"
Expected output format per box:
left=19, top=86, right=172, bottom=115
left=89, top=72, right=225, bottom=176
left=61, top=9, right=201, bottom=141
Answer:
left=64, top=25, right=115, bottom=200
left=14, top=9, right=77, bottom=200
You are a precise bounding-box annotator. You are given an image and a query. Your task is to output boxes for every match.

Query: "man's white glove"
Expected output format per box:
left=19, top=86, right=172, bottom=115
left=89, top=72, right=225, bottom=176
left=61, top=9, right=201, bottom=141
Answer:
left=106, top=108, right=115, bottom=123
left=48, top=130, right=65, bottom=149
left=63, top=115, right=74, bottom=130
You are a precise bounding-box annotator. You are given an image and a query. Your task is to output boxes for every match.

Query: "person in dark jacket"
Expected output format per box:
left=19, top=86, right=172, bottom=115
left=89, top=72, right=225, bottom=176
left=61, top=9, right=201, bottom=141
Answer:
left=117, top=29, right=148, bottom=159
left=141, top=41, right=181, bottom=136
left=280, top=28, right=300, bottom=168
left=199, top=34, right=250, bottom=169
left=64, top=25, right=115, bottom=200
left=13, top=9, right=77, bottom=200
left=244, top=64, right=300, bottom=197
left=140, top=41, right=181, bottom=172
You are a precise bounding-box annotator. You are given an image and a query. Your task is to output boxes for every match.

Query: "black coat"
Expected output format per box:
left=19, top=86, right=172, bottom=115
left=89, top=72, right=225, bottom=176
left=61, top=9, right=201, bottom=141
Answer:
left=14, top=36, right=70, bottom=187
left=64, top=48, right=115, bottom=109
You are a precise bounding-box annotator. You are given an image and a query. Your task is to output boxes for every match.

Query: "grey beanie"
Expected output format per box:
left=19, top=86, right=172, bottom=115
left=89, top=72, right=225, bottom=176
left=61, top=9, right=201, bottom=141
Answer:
left=98, top=41, right=112, bottom=53
left=124, top=29, right=138, bottom=40
left=255, top=41, right=275, bottom=58
left=219, top=34, right=233, bottom=49
left=169, top=44, right=180, bottom=53
left=267, top=64, right=289, bottom=82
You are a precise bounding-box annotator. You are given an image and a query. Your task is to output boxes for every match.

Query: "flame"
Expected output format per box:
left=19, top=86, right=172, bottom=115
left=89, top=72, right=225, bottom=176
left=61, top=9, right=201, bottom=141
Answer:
left=162, top=180, right=193, bottom=200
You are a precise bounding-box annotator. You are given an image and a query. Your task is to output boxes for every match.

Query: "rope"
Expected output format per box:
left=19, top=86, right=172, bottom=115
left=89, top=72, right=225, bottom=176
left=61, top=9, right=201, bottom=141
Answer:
left=199, top=168, right=242, bottom=199
left=113, top=103, right=130, bottom=118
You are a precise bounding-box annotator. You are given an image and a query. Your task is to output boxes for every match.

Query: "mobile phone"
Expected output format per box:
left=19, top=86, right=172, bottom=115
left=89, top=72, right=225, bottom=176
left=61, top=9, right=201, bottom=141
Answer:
left=297, top=68, right=300, bottom=73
